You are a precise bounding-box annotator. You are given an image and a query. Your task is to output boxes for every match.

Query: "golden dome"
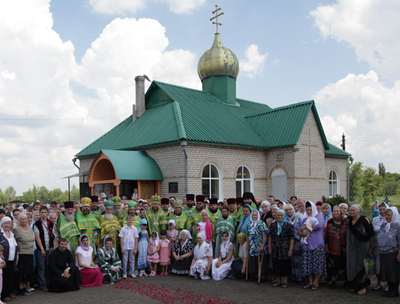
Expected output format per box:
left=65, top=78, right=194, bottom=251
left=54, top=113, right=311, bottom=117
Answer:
left=197, top=33, right=239, bottom=80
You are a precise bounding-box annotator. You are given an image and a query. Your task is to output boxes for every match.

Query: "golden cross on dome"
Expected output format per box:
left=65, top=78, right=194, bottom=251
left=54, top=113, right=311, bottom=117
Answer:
left=210, top=5, right=224, bottom=34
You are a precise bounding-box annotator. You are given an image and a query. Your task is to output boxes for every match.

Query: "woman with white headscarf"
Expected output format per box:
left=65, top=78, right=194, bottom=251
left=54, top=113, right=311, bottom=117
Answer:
left=346, top=203, right=374, bottom=295
left=211, top=231, right=234, bottom=281
left=376, top=206, right=400, bottom=297
left=298, top=201, right=326, bottom=291
left=189, top=232, right=213, bottom=280
left=171, top=230, right=194, bottom=275
left=0, top=217, right=19, bottom=302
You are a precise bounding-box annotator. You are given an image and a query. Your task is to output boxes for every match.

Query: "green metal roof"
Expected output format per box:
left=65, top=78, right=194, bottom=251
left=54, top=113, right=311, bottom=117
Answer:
left=101, top=150, right=163, bottom=180
left=244, top=100, right=330, bottom=150
left=76, top=81, right=348, bottom=159
left=325, top=143, right=352, bottom=158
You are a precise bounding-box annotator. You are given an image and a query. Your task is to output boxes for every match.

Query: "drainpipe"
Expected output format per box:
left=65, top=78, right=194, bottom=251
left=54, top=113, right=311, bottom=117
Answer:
left=181, top=141, right=188, bottom=194
left=347, top=156, right=354, bottom=200
left=72, top=158, right=80, bottom=170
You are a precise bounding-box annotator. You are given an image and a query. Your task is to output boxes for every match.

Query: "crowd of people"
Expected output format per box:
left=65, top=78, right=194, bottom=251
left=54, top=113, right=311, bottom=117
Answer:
left=0, top=192, right=400, bottom=303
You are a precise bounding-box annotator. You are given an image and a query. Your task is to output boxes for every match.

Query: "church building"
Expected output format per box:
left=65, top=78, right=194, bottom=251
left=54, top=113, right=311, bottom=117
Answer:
left=74, top=13, right=351, bottom=203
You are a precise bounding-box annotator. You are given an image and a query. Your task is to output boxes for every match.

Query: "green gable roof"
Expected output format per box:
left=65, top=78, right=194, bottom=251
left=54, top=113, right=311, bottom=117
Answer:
left=101, top=150, right=163, bottom=180
left=325, top=143, right=352, bottom=159
left=76, top=81, right=349, bottom=159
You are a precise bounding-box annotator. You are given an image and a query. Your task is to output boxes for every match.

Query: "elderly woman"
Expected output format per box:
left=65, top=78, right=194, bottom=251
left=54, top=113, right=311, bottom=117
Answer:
left=260, top=201, right=270, bottom=223
left=0, top=217, right=19, bottom=302
left=75, top=235, right=103, bottom=287
left=189, top=232, right=213, bottom=280
left=339, top=203, right=349, bottom=219
left=13, top=214, right=35, bottom=296
left=284, top=204, right=303, bottom=283
left=376, top=207, right=400, bottom=297
left=246, top=210, right=268, bottom=280
left=171, top=230, right=194, bottom=275
left=269, top=209, right=294, bottom=288
left=325, top=205, right=348, bottom=288
left=372, top=202, right=388, bottom=290
left=346, top=204, right=374, bottom=295
left=266, top=205, right=278, bottom=229
left=298, top=201, right=326, bottom=291
left=212, top=231, right=234, bottom=281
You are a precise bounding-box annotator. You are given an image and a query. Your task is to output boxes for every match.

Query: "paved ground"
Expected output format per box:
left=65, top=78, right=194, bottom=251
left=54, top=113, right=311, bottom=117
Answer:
left=12, top=275, right=399, bottom=304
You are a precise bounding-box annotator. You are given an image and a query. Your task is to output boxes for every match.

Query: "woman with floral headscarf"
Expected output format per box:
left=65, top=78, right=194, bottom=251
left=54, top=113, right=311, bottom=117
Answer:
left=246, top=209, right=268, bottom=281
left=376, top=206, right=400, bottom=297
left=269, top=209, right=294, bottom=288
left=75, top=234, right=103, bottom=287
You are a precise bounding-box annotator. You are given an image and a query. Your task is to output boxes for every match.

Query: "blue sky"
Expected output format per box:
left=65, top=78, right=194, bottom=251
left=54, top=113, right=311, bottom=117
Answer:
left=0, top=0, right=398, bottom=194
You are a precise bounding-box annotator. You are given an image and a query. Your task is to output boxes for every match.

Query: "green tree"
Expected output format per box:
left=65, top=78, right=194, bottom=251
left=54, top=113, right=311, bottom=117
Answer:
left=362, top=167, right=383, bottom=197
left=350, top=162, right=364, bottom=201
left=378, top=162, right=386, bottom=178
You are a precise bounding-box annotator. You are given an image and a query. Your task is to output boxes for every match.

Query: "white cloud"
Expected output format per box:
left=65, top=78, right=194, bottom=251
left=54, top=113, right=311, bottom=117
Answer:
left=310, top=0, right=400, bottom=81
left=240, top=44, right=268, bottom=78
left=165, top=0, right=206, bottom=14
left=88, top=0, right=146, bottom=15
left=314, top=71, right=400, bottom=170
left=89, top=0, right=205, bottom=15
left=0, top=1, right=200, bottom=195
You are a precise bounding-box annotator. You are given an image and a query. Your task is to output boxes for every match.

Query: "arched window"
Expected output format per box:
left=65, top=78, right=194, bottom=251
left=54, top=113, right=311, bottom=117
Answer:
left=202, top=164, right=220, bottom=199
left=329, top=170, right=339, bottom=197
left=236, top=166, right=252, bottom=197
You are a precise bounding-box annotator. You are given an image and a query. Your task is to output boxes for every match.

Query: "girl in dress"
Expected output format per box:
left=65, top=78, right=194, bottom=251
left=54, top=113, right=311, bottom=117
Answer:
left=159, top=230, right=171, bottom=275
left=211, top=231, right=234, bottom=281
left=147, top=231, right=160, bottom=277
left=137, top=219, right=149, bottom=277
left=167, top=220, right=178, bottom=254
left=197, top=211, right=214, bottom=246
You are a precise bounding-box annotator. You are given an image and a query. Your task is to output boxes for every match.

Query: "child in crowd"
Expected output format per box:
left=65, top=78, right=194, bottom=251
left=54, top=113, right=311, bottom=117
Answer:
left=147, top=231, right=160, bottom=277
left=167, top=220, right=178, bottom=253
left=137, top=219, right=149, bottom=277
left=118, top=215, right=139, bottom=279
left=301, top=217, right=318, bottom=245
left=159, top=230, right=171, bottom=275
left=0, top=245, right=5, bottom=304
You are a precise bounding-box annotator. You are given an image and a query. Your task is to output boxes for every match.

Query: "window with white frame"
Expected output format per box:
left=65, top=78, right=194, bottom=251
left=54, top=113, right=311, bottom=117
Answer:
left=202, top=164, right=220, bottom=199
left=329, top=170, right=339, bottom=196
left=236, top=166, right=252, bottom=197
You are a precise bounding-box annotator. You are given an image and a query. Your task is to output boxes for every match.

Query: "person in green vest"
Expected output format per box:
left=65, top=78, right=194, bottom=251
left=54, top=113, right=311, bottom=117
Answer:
left=122, top=201, right=140, bottom=227
left=168, top=199, right=187, bottom=234
left=206, top=198, right=222, bottom=227
left=75, top=197, right=101, bottom=254
left=57, top=201, right=80, bottom=257
left=160, top=198, right=172, bottom=217
left=99, top=200, right=122, bottom=250
left=227, top=198, right=240, bottom=224
left=183, top=194, right=195, bottom=217
left=145, top=194, right=168, bottom=235
left=187, top=195, right=206, bottom=244
left=214, top=206, right=236, bottom=257
left=112, top=196, right=125, bottom=225
left=90, top=195, right=103, bottom=220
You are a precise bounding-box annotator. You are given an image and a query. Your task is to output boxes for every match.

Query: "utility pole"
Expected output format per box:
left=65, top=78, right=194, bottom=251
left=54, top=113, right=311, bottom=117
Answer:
left=341, top=133, right=346, bottom=151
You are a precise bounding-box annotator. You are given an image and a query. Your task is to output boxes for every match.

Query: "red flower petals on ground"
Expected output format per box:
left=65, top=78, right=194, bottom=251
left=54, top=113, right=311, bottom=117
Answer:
left=114, top=280, right=236, bottom=304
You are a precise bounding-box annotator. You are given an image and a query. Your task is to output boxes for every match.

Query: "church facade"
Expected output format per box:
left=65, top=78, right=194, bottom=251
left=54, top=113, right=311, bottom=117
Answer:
left=75, top=30, right=350, bottom=203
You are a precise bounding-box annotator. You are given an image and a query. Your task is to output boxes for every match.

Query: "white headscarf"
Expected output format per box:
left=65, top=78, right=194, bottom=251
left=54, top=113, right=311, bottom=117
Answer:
left=249, top=210, right=260, bottom=227
left=385, top=207, right=400, bottom=233
left=304, top=201, right=318, bottom=219
left=179, top=229, right=192, bottom=248
left=220, top=232, right=232, bottom=259
left=168, top=219, right=176, bottom=227
left=194, top=232, right=208, bottom=259
left=150, top=231, right=160, bottom=247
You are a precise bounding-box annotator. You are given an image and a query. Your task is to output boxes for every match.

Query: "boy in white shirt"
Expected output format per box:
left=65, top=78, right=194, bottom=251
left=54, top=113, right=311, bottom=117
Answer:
left=118, top=215, right=139, bottom=278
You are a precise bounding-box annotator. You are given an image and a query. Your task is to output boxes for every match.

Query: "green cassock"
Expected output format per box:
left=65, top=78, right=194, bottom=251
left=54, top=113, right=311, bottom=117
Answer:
left=186, top=208, right=205, bottom=244
left=183, top=206, right=195, bottom=217
left=57, top=213, right=80, bottom=257
left=214, top=215, right=236, bottom=257
left=168, top=212, right=188, bottom=234
left=75, top=210, right=101, bottom=253
left=91, top=208, right=103, bottom=221
left=95, top=247, right=122, bottom=284
left=99, top=214, right=122, bottom=250
left=145, top=207, right=168, bottom=235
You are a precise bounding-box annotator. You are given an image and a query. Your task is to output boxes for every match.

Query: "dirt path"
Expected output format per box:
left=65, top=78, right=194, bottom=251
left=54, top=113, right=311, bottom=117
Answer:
left=13, top=275, right=398, bottom=304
